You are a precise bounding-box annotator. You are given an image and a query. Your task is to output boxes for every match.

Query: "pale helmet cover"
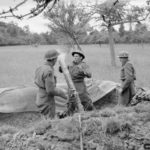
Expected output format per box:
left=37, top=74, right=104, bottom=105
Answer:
left=118, top=51, right=129, bottom=58
left=72, top=48, right=85, bottom=59
left=44, top=49, right=59, bottom=61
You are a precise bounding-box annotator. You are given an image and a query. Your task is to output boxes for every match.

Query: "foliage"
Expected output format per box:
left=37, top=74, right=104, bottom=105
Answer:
left=0, top=20, right=150, bottom=46
left=103, top=117, right=121, bottom=135
left=90, top=0, right=150, bottom=27
left=87, top=0, right=150, bottom=66
left=44, top=1, right=92, bottom=49
left=0, top=21, right=56, bottom=46
left=1, top=102, right=150, bottom=149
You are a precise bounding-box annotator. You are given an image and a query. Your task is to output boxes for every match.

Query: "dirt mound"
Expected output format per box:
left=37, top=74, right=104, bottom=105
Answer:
left=0, top=102, right=150, bottom=150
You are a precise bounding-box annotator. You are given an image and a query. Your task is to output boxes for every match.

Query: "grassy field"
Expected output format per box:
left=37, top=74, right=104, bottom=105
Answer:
left=0, top=44, right=150, bottom=149
left=0, top=44, right=150, bottom=88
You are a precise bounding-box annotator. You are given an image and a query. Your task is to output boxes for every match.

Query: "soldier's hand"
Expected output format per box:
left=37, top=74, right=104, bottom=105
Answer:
left=58, top=66, right=63, bottom=73
left=118, top=88, right=123, bottom=94
left=77, top=67, right=85, bottom=76
left=68, top=89, right=75, bottom=97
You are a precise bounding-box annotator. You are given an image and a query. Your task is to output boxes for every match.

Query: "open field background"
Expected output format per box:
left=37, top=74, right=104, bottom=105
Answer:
left=0, top=44, right=150, bottom=88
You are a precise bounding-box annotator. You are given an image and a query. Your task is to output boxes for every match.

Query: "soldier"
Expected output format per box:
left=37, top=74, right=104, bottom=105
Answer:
left=66, top=49, right=94, bottom=112
left=34, top=49, right=67, bottom=119
left=118, top=51, right=136, bottom=106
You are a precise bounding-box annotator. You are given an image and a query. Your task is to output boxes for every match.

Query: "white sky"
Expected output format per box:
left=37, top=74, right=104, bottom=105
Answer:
left=0, top=0, right=50, bottom=33
left=0, top=0, right=147, bottom=33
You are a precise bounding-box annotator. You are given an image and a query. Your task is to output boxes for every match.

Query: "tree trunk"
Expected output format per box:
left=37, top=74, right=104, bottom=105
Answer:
left=72, top=34, right=82, bottom=51
left=129, top=21, right=132, bottom=32
left=108, top=25, right=116, bottom=66
left=129, top=21, right=133, bottom=44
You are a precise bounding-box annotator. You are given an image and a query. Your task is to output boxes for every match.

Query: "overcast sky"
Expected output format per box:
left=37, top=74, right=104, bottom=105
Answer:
left=0, top=0, right=147, bottom=33
left=0, top=0, right=50, bottom=33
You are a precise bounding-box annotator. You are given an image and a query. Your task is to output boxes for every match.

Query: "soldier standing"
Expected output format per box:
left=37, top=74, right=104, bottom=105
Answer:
left=67, top=49, right=94, bottom=112
left=34, top=49, right=67, bottom=119
left=118, top=51, right=136, bottom=106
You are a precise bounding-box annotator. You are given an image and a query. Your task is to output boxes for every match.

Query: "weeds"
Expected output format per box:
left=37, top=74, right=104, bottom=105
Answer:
left=103, top=117, right=121, bottom=135
left=100, top=108, right=116, bottom=118
left=0, top=125, right=17, bottom=135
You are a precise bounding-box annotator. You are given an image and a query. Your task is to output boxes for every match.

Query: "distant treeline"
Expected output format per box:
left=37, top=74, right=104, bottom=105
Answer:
left=0, top=21, right=150, bottom=46
left=0, top=21, right=57, bottom=46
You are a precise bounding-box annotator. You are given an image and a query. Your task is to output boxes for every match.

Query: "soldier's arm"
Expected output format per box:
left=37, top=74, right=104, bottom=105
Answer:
left=59, top=65, right=69, bottom=73
left=122, top=63, right=133, bottom=91
left=81, top=62, right=92, bottom=78
left=44, top=70, right=56, bottom=95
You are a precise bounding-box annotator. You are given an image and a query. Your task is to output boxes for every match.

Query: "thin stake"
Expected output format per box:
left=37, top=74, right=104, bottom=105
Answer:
left=78, top=114, right=83, bottom=150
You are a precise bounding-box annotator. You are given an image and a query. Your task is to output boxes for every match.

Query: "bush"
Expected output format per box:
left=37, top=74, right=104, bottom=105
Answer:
left=103, top=118, right=121, bottom=135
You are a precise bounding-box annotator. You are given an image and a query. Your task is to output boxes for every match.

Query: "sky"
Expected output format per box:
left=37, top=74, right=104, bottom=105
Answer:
left=0, top=0, right=50, bottom=33
left=0, top=0, right=147, bottom=33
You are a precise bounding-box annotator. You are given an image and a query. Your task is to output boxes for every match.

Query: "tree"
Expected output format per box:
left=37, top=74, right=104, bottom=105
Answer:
left=7, top=23, right=20, bottom=37
left=90, top=0, right=150, bottom=66
left=87, top=30, right=101, bottom=44
left=0, top=21, right=54, bottom=45
left=119, top=23, right=125, bottom=37
left=44, top=1, right=91, bottom=50
left=40, top=32, right=57, bottom=44
left=134, top=22, right=148, bottom=45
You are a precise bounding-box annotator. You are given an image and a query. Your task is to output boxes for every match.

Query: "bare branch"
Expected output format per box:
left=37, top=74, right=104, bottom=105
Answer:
left=112, top=11, right=150, bottom=26
left=113, top=0, right=119, bottom=6
left=0, top=0, right=27, bottom=16
left=0, top=0, right=57, bottom=19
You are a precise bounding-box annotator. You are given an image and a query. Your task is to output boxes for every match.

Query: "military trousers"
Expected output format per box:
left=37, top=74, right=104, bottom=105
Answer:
left=36, top=87, right=67, bottom=119
left=67, top=81, right=94, bottom=113
left=118, top=81, right=136, bottom=106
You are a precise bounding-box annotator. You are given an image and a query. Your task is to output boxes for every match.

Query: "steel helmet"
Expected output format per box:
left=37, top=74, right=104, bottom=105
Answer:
left=72, top=49, right=85, bottom=59
left=44, top=49, right=59, bottom=60
left=118, top=51, right=129, bottom=58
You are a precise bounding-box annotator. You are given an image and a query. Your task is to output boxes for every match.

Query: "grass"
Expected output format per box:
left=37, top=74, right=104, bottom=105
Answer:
left=0, top=43, right=150, bottom=149
left=0, top=44, right=150, bottom=88
left=1, top=102, right=150, bottom=149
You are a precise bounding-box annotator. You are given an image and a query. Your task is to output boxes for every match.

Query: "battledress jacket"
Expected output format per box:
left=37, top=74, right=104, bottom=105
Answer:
left=59, top=61, right=93, bottom=111
left=119, top=61, right=136, bottom=106
left=34, top=62, right=66, bottom=118
left=68, top=61, right=92, bottom=102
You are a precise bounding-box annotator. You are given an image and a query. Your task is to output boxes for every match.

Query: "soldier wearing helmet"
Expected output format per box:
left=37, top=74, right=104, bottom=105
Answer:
left=34, top=49, right=67, bottom=119
left=44, top=49, right=59, bottom=61
left=64, top=48, right=94, bottom=112
left=118, top=51, right=136, bottom=106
